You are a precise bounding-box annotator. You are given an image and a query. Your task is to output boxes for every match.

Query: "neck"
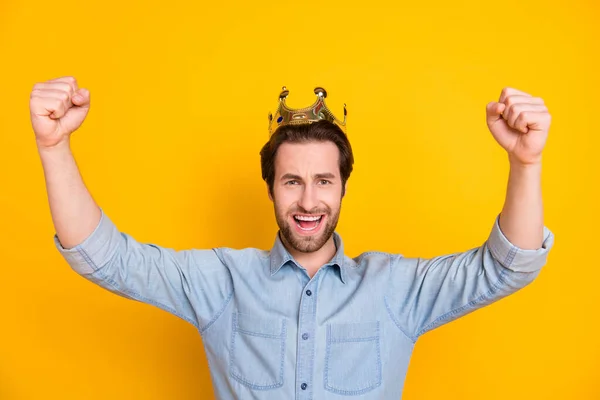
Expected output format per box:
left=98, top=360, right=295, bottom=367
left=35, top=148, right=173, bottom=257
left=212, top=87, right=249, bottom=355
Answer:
left=280, top=234, right=337, bottom=278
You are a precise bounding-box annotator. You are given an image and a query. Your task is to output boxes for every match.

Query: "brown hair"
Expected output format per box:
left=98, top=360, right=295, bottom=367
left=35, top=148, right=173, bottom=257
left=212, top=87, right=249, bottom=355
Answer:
left=260, top=119, right=354, bottom=197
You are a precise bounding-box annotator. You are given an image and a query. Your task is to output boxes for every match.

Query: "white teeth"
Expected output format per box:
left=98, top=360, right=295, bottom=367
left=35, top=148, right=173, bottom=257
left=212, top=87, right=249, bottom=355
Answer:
left=298, top=224, right=317, bottom=231
left=294, top=215, right=322, bottom=221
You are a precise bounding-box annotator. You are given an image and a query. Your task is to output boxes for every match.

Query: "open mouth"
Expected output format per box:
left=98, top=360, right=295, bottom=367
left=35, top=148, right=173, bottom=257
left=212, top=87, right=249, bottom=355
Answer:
left=293, top=214, right=325, bottom=232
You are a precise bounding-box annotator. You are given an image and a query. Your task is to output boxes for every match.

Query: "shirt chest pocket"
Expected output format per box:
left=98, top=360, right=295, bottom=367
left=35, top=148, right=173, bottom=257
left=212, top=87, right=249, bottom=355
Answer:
left=324, top=321, right=382, bottom=395
left=229, top=312, right=287, bottom=390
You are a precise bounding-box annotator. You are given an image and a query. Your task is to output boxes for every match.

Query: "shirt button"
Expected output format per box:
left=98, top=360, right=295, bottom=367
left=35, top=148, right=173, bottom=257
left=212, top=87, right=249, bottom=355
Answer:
left=301, top=383, right=307, bottom=390
left=302, top=333, right=309, bottom=340
left=305, top=290, right=312, bottom=296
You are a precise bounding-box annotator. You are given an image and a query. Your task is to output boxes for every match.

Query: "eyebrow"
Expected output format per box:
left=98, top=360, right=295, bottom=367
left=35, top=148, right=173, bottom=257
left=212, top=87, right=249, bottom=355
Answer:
left=280, top=173, right=336, bottom=181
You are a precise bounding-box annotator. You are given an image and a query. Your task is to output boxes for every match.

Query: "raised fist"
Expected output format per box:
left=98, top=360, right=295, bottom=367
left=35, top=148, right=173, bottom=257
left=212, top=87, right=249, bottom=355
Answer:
left=29, top=76, right=90, bottom=148
left=486, top=87, right=551, bottom=166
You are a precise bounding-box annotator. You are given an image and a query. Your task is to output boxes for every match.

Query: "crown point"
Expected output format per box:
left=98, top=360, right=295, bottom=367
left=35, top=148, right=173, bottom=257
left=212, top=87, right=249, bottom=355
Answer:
left=314, top=87, right=327, bottom=98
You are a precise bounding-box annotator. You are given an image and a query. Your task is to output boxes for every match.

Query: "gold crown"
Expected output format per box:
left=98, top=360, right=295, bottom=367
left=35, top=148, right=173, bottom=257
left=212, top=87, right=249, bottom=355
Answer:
left=268, top=86, right=347, bottom=136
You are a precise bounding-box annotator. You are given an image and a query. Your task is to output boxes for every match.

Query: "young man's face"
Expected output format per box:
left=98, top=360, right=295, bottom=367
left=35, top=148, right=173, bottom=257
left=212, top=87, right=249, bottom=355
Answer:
left=269, top=140, right=345, bottom=253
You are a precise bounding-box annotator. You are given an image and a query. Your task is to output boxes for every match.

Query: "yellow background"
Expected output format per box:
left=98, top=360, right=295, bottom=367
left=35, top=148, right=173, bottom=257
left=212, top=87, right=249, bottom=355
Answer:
left=1, top=0, right=598, bottom=398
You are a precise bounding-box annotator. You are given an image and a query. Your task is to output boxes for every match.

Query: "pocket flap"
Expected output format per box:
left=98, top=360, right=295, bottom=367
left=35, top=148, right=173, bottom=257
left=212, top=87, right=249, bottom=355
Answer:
left=328, top=321, right=379, bottom=342
left=235, top=312, right=283, bottom=338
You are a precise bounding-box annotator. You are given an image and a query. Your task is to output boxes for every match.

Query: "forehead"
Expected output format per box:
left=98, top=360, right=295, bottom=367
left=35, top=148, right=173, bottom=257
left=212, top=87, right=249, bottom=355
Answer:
left=274, top=141, right=340, bottom=177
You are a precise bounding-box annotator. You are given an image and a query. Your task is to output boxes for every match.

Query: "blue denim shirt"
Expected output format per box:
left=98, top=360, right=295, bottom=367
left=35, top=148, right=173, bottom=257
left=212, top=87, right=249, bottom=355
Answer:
left=54, top=209, right=554, bottom=399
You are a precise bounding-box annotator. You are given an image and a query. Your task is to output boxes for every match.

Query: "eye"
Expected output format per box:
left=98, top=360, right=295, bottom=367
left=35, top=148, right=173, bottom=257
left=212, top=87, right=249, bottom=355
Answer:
left=318, top=180, right=332, bottom=185
left=285, top=180, right=299, bottom=185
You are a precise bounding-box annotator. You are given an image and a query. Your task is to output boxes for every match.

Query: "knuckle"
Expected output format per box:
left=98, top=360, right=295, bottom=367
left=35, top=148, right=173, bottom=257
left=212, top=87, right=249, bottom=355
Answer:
left=67, top=76, right=78, bottom=88
left=58, top=82, right=71, bottom=92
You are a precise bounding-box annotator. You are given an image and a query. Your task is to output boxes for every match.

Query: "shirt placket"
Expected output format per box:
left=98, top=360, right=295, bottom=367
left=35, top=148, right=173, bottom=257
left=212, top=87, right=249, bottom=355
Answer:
left=295, top=268, right=323, bottom=399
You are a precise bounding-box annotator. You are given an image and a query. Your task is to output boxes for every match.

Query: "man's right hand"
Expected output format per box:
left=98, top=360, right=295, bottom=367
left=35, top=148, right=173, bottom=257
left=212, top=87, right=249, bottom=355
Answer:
left=29, top=76, right=91, bottom=149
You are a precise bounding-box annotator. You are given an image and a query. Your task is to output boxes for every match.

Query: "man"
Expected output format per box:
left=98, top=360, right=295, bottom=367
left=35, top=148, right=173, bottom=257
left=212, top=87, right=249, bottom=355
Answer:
left=30, top=76, right=554, bottom=399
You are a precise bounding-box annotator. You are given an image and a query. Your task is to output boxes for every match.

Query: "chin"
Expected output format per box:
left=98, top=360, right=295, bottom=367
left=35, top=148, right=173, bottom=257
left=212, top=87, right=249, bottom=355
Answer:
left=281, top=214, right=337, bottom=254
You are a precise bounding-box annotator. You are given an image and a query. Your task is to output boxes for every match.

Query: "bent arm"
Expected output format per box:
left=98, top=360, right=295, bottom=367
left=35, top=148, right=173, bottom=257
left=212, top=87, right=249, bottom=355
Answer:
left=39, top=141, right=233, bottom=332
left=386, top=159, right=554, bottom=341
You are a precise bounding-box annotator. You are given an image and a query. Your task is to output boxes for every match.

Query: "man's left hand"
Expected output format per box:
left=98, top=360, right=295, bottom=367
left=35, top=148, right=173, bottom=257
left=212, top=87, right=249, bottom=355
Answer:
left=486, top=87, right=551, bottom=165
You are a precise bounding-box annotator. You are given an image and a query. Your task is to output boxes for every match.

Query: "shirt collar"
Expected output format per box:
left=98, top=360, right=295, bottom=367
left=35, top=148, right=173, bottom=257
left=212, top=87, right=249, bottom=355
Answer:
left=269, top=231, right=349, bottom=284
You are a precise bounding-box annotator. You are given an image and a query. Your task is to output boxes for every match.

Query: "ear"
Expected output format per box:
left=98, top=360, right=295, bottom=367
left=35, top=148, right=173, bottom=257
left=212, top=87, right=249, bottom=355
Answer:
left=342, top=181, right=348, bottom=198
left=267, top=183, right=273, bottom=202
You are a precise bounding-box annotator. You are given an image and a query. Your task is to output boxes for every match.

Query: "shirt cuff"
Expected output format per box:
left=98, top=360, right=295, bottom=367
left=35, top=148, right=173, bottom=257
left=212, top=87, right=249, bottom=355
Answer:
left=487, top=214, right=555, bottom=273
left=53, top=208, right=121, bottom=275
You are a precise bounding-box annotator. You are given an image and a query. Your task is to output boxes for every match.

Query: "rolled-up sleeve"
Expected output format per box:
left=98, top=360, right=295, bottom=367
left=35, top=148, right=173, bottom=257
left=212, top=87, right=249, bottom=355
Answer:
left=53, top=209, right=234, bottom=333
left=487, top=214, right=554, bottom=272
left=53, top=208, right=122, bottom=274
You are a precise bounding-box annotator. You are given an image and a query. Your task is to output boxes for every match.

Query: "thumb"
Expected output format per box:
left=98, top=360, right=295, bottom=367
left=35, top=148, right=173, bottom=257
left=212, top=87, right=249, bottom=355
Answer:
left=486, top=101, right=506, bottom=124
left=58, top=88, right=91, bottom=135
left=72, top=88, right=90, bottom=107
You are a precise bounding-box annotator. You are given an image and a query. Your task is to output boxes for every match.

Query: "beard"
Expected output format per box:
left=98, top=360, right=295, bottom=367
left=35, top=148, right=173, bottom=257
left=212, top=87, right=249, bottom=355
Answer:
left=274, top=201, right=341, bottom=254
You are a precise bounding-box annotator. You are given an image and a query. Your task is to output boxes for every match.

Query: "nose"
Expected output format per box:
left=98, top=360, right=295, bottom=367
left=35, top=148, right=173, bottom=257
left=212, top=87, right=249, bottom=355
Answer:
left=297, top=183, right=318, bottom=212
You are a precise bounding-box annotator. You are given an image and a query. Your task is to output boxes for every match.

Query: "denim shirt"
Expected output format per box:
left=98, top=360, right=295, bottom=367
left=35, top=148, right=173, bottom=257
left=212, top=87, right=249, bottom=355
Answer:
left=54, top=209, right=554, bottom=399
